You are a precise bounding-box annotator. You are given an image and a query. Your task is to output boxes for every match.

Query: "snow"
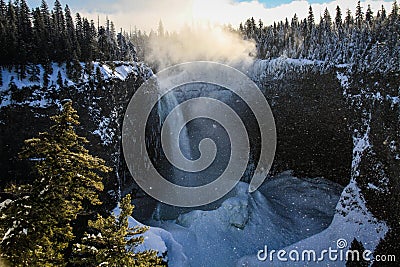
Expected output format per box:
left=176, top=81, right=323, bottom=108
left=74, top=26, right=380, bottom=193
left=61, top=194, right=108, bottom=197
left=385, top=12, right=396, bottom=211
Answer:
left=0, top=93, right=11, bottom=108
left=93, top=117, right=114, bottom=146
left=386, top=94, right=400, bottom=107
left=127, top=172, right=342, bottom=267
left=367, top=183, right=384, bottom=192
left=0, top=199, right=12, bottom=210
left=248, top=57, right=325, bottom=81
left=94, top=62, right=151, bottom=82
left=336, top=71, right=349, bottom=95
left=1, top=54, right=394, bottom=266
left=235, top=84, right=388, bottom=266
left=112, top=205, right=189, bottom=266
left=351, top=112, right=372, bottom=178
left=128, top=56, right=392, bottom=265
left=0, top=61, right=152, bottom=109
left=1, top=228, right=13, bottom=242
left=236, top=179, right=387, bottom=267
left=1, top=220, right=18, bottom=243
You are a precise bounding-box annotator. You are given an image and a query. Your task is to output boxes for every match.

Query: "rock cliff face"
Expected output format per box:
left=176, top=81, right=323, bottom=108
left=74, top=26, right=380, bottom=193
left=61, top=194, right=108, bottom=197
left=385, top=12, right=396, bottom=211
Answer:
left=250, top=59, right=353, bottom=185
left=0, top=62, right=153, bottom=209
left=1, top=59, right=398, bottom=224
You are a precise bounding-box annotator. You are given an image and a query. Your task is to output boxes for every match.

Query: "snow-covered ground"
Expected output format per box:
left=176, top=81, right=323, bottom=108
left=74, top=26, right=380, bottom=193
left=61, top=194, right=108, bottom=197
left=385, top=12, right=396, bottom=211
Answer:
left=248, top=57, right=326, bottom=82
left=0, top=62, right=152, bottom=109
left=125, top=172, right=343, bottom=267
left=0, top=62, right=149, bottom=91
left=237, top=179, right=387, bottom=267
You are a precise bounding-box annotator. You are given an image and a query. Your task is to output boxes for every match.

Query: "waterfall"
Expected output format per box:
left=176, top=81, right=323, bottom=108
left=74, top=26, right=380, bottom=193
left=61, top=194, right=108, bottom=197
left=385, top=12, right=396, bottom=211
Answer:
left=157, top=92, right=193, bottom=165
left=152, top=91, right=195, bottom=220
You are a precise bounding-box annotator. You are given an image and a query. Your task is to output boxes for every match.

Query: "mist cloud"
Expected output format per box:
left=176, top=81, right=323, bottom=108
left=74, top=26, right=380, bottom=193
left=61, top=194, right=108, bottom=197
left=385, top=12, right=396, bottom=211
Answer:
left=145, top=26, right=256, bottom=69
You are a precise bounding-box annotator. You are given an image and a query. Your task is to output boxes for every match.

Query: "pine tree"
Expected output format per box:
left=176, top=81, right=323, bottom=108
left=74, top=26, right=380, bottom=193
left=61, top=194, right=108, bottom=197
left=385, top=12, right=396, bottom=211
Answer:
left=65, top=4, right=80, bottom=59
left=239, top=22, right=244, bottom=35
left=291, top=13, right=299, bottom=28
left=52, top=0, right=66, bottom=62
left=0, top=0, right=7, bottom=64
left=71, top=194, right=164, bottom=266
left=27, top=65, right=40, bottom=82
left=75, top=12, right=83, bottom=44
left=307, top=6, right=315, bottom=31
left=84, top=61, right=93, bottom=76
left=109, top=21, right=118, bottom=59
left=335, top=6, right=342, bottom=28
left=80, top=18, right=97, bottom=61
left=381, top=5, right=387, bottom=20
left=37, top=0, right=51, bottom=63
left=32, top=7, right=46, bottom=63
left=71, top=53, right=82, bottom=82
left=6, top=1, right=18, bottom=64
left=323, top=8, right=332, bottom=31
left=0, top=101, right=110, bottom=266
left=90, top=19, right=98, bottom=60
left=345, top=9, right=354, bottom=28
left=53, top=0, right=65, bottom=34
left=390, top=0, right=398, bottom=21
left=355, top=1, right=364, bottom=27
left=16, top=0, right=33, bottom=64
left=346, top=238, right=369, bottom=267
left=57, top=70, right=63, bottom=87
left=96, top=66, right=102, bottom=84
left=43, top=66, right=50, bottom=87
left=365, top=5, right=373, bottom=25
left=0, top=0, right=6, bottom=17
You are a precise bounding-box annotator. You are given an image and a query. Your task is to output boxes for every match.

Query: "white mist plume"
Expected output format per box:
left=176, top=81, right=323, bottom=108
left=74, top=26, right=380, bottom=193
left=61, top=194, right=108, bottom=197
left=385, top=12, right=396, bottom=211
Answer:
left=146, top=25, right=256, bottom=69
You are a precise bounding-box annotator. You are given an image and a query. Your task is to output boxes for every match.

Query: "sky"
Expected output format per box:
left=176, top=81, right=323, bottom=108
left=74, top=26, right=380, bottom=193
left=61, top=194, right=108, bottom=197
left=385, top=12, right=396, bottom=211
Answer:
left=26, top=0, right=395, bottom=32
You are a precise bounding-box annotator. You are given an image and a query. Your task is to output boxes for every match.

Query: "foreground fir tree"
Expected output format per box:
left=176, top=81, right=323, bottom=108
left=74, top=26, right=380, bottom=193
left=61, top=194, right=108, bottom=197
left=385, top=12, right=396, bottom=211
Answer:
left=71, top=194, right=164, bottom=267
left=0, top=101, right=110, bottom=266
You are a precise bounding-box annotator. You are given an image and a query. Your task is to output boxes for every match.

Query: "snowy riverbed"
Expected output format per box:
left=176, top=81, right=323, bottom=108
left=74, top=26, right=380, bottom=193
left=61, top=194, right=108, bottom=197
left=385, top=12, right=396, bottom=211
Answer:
left=123, top=171, right=343, bottom=266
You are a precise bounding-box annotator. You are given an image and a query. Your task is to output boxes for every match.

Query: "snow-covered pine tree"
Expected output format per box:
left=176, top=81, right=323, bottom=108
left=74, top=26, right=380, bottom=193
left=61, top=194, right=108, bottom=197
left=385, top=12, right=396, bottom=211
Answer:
left=37, top=0, right=51, bottom=63
left=27, top=64, right=40, bottom=82
left=365, top=5, right=373, bottom=26
left=355, top=1, right=364, bottom=28
left=96, top=66, right=103, bottom=85
left=71, top=53, right=83, bottom=83
left=308, top=5, right=315, bottom=31
left=16, top=0, right=32, bottom=65
left=335, top=6, right=342, bottom=28
left=0, top=101, right=110, bottom=266
left=323, top=7, right=332, bottom=31
left=42, top=61, right=52, bottom=87
left=65, top=5, right=80, bottom=60
left=345, top=9, right=354, bottom=28
left=380, top=5, right=387, bottom=21
left=71, top=194, right=164, bottom=266
left=391, top=0, right=399, bottom=21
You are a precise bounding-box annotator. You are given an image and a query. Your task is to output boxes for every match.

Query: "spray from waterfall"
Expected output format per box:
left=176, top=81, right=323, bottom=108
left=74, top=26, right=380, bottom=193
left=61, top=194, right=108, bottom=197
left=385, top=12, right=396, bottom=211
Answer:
left=145, top=25, right=256, bottom=70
